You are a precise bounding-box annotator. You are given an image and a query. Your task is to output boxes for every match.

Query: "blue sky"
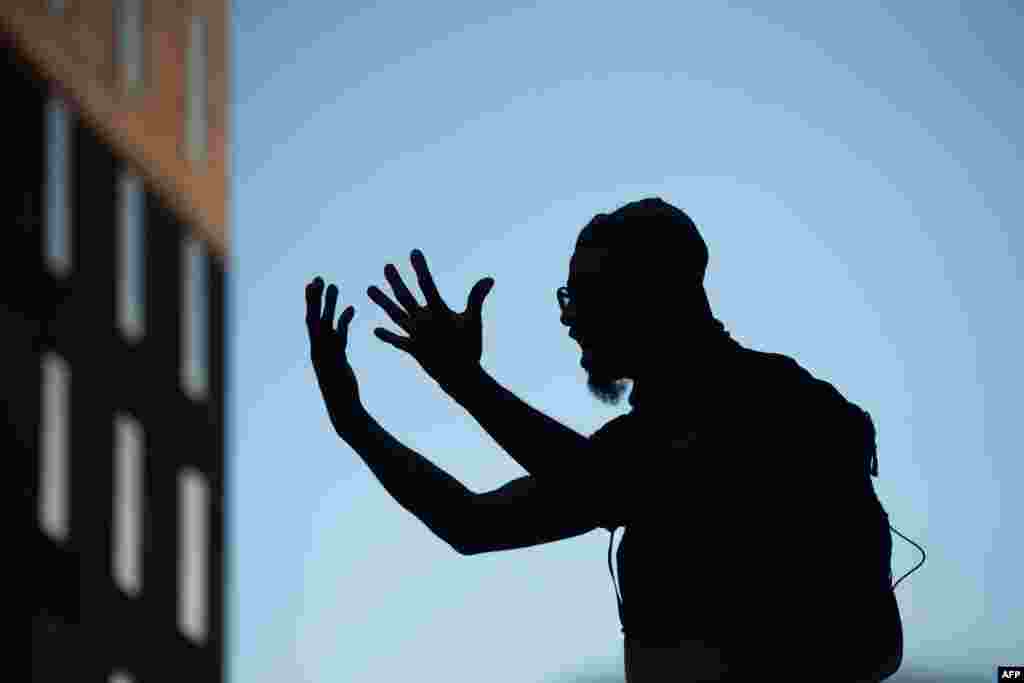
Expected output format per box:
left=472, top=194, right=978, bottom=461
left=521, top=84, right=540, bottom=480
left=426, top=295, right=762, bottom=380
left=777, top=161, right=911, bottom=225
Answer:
left=230, top=2, right=1022, bottom=681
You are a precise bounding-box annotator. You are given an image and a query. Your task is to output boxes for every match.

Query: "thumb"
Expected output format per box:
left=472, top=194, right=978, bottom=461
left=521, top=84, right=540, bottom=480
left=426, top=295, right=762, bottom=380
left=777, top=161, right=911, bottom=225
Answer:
left=467, top=277, right=494, bottom=320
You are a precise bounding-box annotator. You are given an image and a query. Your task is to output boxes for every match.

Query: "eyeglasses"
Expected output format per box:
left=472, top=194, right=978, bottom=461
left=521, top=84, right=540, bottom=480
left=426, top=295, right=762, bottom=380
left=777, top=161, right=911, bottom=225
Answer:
left=558, top=281, right=622, bottom=312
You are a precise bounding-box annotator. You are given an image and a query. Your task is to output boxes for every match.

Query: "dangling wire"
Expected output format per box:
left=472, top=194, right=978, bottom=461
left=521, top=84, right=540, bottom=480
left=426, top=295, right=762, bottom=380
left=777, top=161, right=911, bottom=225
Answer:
left=607, top=526, right=625, bottom=634
left=863, top=408, right=926, bottom=590
left=889, top=524, right=926, bottom=590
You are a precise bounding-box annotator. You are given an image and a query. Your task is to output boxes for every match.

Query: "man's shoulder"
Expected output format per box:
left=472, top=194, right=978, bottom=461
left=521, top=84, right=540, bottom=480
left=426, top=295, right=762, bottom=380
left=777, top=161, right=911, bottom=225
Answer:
left=589, top=412, right=635, bottom=442
left=738, top=346, right=809, bottom=382
left=730, top=349, right=870, bottom=467
left=725, top=348, right=807, bottom=418
left=745, top=349, right=879, bottom=475
left=738, top=347, right=847, bottom=407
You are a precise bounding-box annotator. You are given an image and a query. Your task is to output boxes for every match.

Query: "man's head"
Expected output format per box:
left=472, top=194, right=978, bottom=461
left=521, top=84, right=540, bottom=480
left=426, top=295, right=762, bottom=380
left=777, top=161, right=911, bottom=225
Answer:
left=558, top=197, right=714, bottom=405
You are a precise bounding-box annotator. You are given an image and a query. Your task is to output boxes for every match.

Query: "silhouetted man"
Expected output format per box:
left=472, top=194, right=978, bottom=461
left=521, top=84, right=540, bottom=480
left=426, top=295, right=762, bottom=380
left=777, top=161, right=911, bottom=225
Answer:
left=305, top=197, right=903, bottom=681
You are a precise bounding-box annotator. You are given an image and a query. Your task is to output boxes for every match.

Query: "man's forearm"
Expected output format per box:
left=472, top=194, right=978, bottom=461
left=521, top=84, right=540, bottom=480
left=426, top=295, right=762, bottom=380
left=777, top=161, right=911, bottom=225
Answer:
left=336, top=405, right=474, bottom=553
left=441, top=364, right=593, bottom=486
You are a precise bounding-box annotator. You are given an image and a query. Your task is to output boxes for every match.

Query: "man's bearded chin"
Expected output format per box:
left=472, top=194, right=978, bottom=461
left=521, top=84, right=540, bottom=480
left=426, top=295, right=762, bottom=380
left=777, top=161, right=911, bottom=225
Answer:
left=586, top=363, right=631, bottom=405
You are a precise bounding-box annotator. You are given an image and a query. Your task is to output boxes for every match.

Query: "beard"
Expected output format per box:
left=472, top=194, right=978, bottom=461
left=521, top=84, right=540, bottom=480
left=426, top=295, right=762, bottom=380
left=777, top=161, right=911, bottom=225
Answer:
left=583, top=347, right=631, bottom=405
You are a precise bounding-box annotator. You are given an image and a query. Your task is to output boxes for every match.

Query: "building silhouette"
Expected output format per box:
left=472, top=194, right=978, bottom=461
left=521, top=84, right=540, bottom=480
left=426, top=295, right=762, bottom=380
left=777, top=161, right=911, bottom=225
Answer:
left=4, top=3, right=229, bottom=681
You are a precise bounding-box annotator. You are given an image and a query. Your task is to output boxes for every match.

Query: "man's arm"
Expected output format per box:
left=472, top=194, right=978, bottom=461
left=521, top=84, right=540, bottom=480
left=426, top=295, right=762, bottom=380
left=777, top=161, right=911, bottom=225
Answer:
left=440, top=365, right=614, bottom=499
left=338, top=408, right=604, bottom=554
left=337, top=405, right=476, bottom=554
left=442, top=366, right=703, bottom=526
left=460, top=475, right=600, bottom=554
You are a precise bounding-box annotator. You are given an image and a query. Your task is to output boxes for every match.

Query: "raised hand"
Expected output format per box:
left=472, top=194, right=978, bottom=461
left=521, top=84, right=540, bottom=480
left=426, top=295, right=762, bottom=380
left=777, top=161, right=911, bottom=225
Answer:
left=367, top=249, right=494, bottom=390
left=306, top=276, right=362, bottom=431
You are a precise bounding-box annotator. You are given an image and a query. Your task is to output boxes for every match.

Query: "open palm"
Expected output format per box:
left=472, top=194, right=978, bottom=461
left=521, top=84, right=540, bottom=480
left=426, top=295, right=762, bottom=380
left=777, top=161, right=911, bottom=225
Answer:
left=367, top=248, right=494, bottom=390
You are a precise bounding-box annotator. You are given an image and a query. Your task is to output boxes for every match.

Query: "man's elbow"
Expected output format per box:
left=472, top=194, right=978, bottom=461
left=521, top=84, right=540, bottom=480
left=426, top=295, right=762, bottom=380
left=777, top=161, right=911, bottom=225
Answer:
left=450, top=524, right=483, bottom=555
left=449, top=494, right=481, bottom=556
left=452, top=539, right=479, bottom=556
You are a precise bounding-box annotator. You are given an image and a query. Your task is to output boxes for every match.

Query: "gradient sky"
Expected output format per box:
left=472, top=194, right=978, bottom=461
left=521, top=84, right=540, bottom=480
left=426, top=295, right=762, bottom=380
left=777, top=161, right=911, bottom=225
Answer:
left=230, top=2, right=1022, bottom=681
